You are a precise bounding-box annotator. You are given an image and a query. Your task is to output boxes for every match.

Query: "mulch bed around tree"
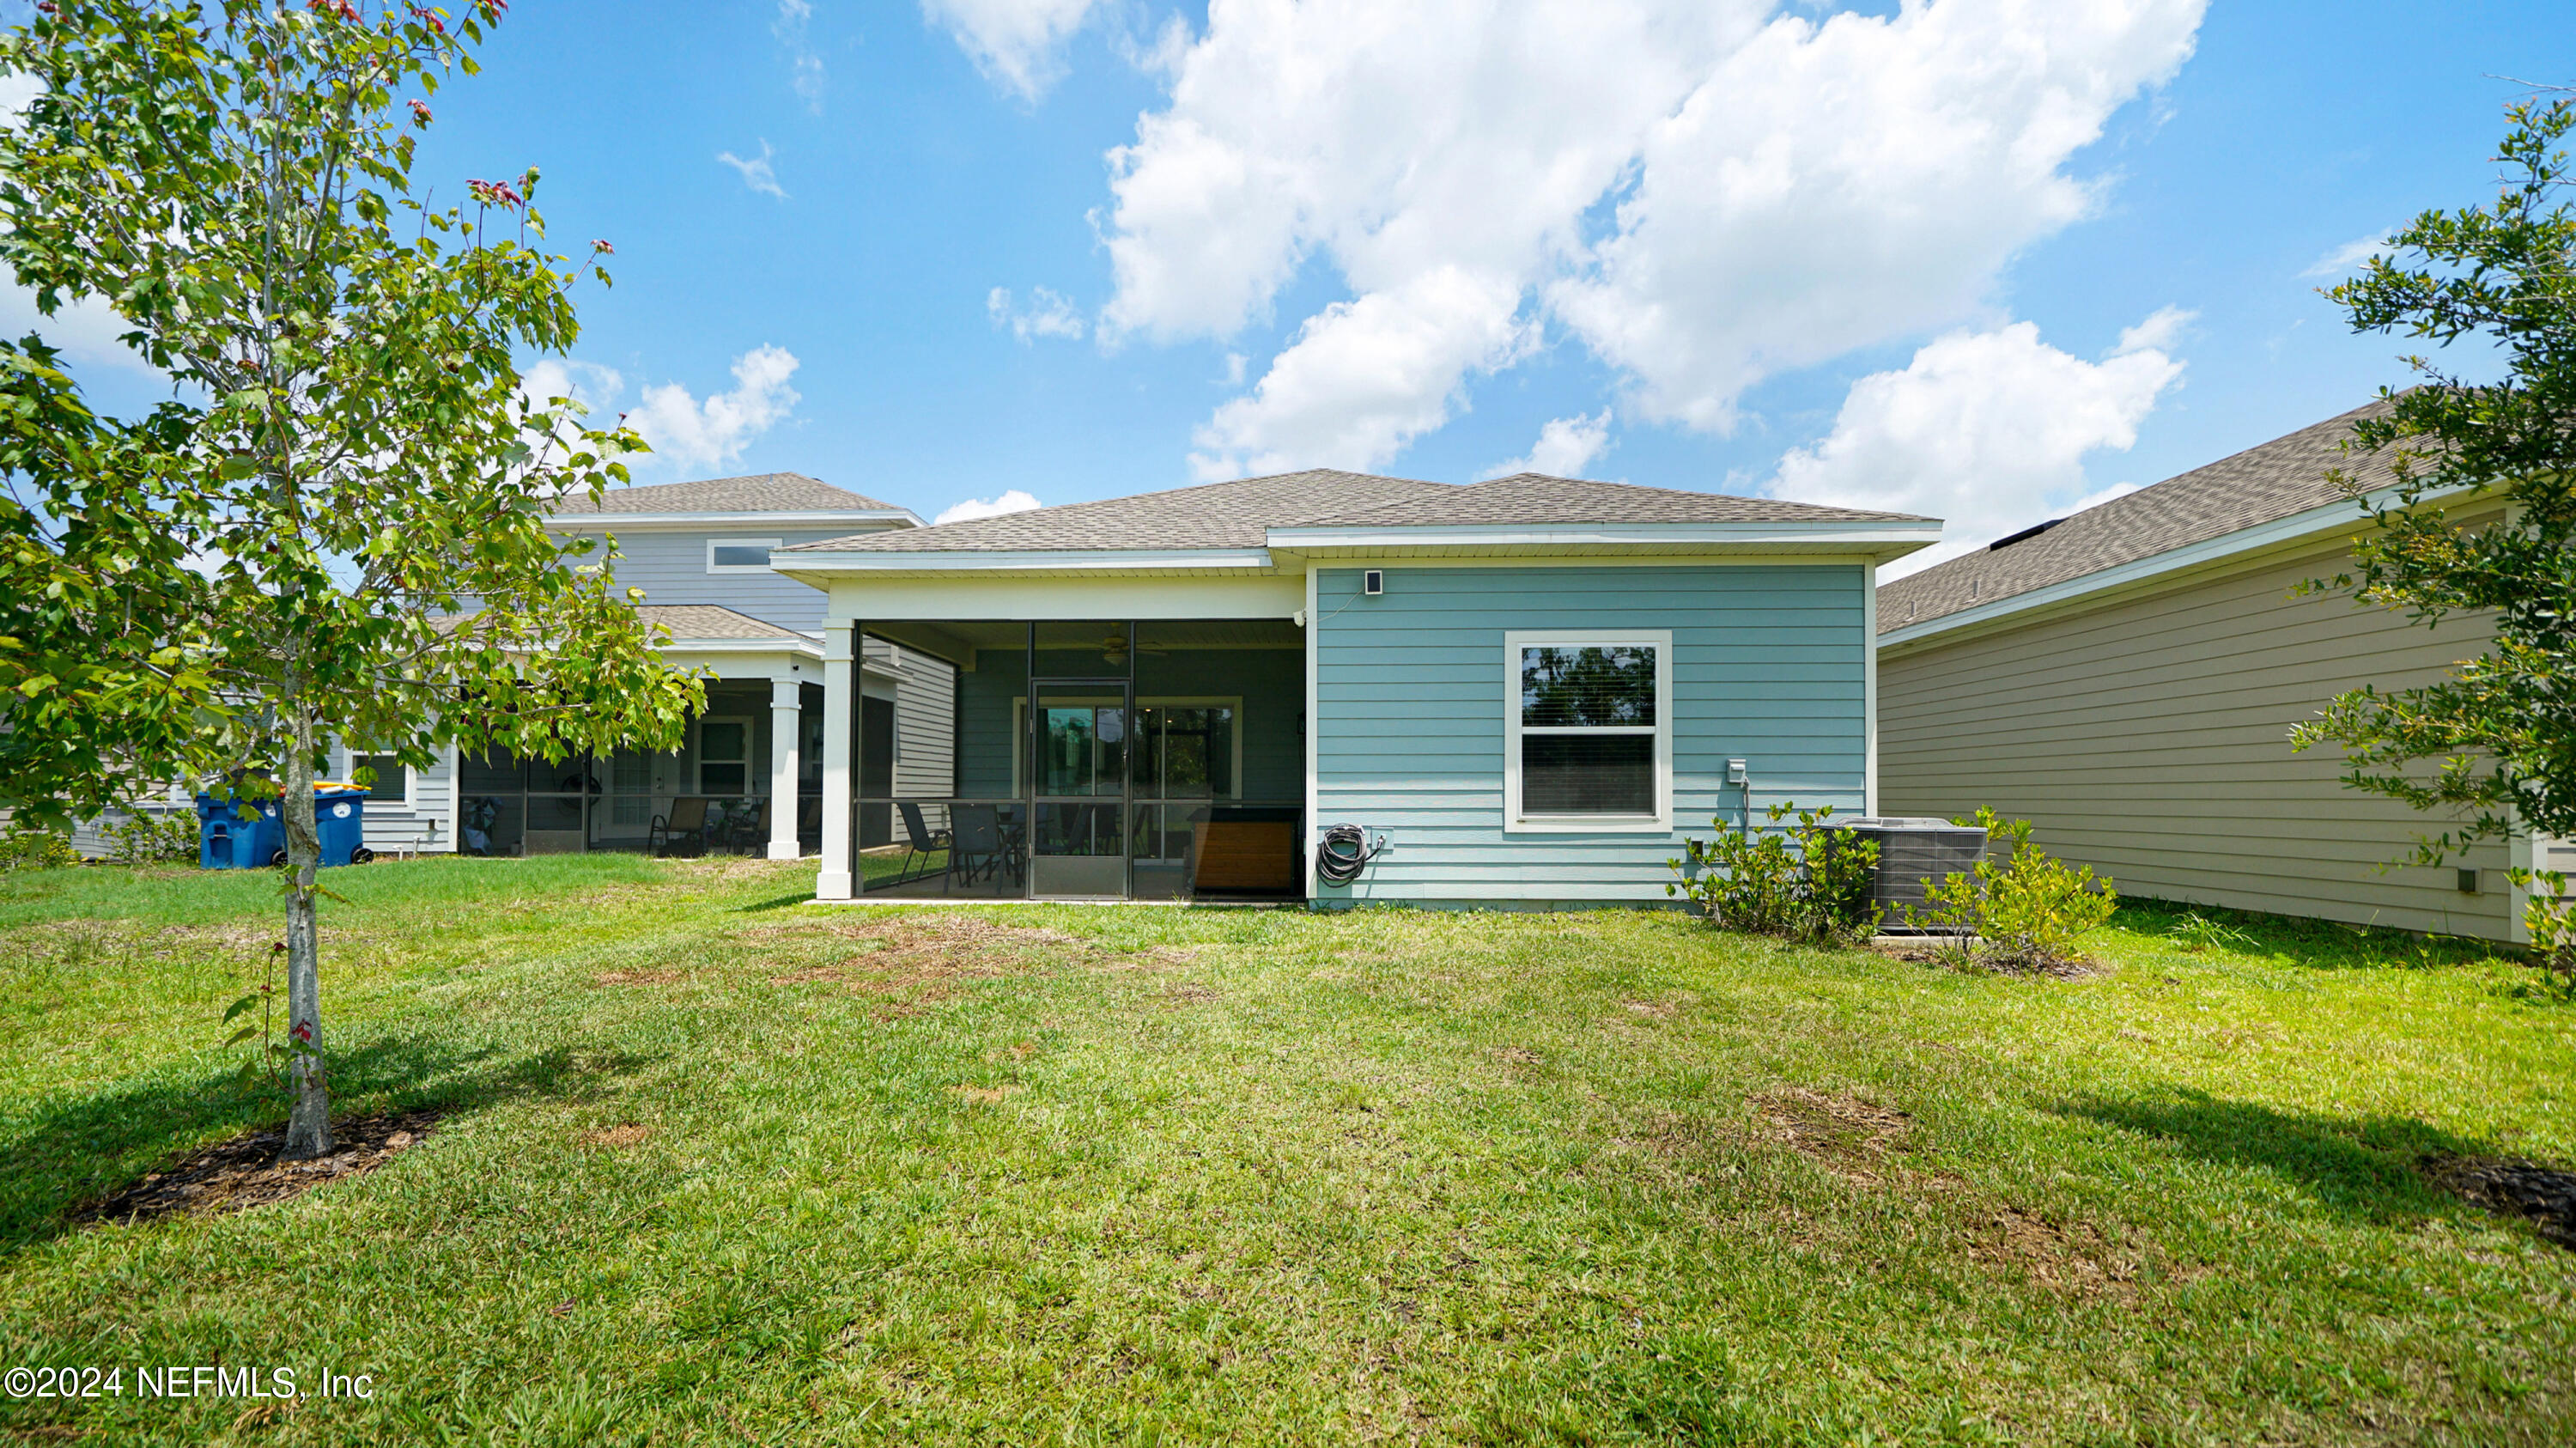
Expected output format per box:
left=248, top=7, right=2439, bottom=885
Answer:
left=72, top=1108, right=445, bottom=1229
left=2423, top=1153, right=2576, bottom=1249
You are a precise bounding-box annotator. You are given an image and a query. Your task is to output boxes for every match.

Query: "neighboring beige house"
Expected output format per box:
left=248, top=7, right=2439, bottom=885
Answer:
left=1876, top=399, right=2557, bottom=944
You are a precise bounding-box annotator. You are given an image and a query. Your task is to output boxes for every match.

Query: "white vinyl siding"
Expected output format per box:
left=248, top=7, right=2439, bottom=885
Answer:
left=571, top=526, right=893, bottom=630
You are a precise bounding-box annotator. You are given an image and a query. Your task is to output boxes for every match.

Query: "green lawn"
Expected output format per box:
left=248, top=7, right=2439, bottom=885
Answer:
left=0, top=857, right=2568, bottom=1445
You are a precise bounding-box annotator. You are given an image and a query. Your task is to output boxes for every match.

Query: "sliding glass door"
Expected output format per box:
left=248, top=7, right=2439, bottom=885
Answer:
left=1029, top=679, right=1131, bottom=898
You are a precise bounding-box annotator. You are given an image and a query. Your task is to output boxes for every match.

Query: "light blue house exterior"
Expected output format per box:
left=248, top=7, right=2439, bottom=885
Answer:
left=1308, top=562, right=1872, bottom=903
left=773, top=469, right=1935, bottom=906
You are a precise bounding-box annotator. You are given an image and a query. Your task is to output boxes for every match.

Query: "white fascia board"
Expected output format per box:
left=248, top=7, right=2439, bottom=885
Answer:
left=547, top=510, right=922, bottom=532
left=1876, top=481, right=2480, bottom=655
left=658, top=637, right=820, bottom=654
left=772, top=548, right=1279, bottom=574
left=1265, top=521, right=1941, bottom=557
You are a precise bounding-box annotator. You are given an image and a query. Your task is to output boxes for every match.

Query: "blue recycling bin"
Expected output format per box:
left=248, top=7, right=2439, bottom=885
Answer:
left=195, top=788, right=371, bottom=868
left=314, top=786, right=369, bottom=867
left=197, top=793, right=283, bottom=870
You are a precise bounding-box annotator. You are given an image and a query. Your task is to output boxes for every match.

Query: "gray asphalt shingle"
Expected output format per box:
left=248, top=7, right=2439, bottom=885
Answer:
left=777, top=470, right=1457, bottom=552
left=634, top=605, right=811, bottom=642
left=1878, top=399, right=2407, bottom=634
left=550, top=472, right=905, bottom=516
left=1298, top=472, right=1929, bottom=527
left=781, top=468, right=1927, bottom=555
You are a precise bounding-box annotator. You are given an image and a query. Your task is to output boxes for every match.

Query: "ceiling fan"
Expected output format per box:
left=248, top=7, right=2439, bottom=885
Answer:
left=1097, top=625, right=1169, bottom=666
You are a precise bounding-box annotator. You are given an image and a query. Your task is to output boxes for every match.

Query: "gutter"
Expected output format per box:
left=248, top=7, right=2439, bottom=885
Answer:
left=770, top=547, right=1280, bottom=573
left=1265, top=520, right=1941, bottom=556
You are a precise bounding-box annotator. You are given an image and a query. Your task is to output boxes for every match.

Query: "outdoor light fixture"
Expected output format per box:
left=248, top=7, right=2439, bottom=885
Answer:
left=1363, top=569, right=1384, bottom=595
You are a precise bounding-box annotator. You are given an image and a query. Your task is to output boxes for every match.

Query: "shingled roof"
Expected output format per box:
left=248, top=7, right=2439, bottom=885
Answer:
left=550, top=472, right=905, bottom=516
left=1879, top=399, right=2407, bottom=635
left=779, top=470, right=1456, bottom=552
left=782, top=468, right=1928, bottom=554
left=634, top=605, right=812, bottom=642
left=1297, top=472, right=1929, bottom=528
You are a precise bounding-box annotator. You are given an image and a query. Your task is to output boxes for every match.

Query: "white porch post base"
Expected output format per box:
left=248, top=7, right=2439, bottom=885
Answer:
left=768, top=676, right=802, bottom=861
left=817, top=625, right=856, bottom=898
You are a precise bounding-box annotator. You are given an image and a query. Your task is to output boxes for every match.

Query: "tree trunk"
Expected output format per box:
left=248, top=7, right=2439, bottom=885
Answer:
left=279, top=716, right=333, bottom=1159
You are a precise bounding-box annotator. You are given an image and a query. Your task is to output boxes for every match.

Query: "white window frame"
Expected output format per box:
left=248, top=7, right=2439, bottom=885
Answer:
left=337, top=745, right=415, bottom=811
left=1011, top=696, right=1245, bottom=800
left=706, top=537, right=785, bottom=575
left=696, top=715, right=755, bottom=796
left=1503, top=630, right=1672, bottom=834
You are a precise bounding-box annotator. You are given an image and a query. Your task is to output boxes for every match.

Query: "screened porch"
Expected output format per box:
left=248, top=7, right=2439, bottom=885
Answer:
left=851, top=618, right=1305, bottom=901
left=456, top=681, right=824, bottom=856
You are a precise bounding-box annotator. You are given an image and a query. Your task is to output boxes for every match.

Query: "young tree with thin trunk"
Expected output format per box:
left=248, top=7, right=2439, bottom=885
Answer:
left=0, top=0, right=703, bottom=1158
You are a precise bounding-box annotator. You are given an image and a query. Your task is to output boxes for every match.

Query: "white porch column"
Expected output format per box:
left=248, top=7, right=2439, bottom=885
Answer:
left=768, top=675, right=802, bottom=861
left=817, top=625, right=856, bottom=897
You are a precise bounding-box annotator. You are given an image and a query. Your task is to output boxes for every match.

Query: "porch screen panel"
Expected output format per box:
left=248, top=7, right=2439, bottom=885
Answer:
left=1519, top=645, right=1656, bottom=815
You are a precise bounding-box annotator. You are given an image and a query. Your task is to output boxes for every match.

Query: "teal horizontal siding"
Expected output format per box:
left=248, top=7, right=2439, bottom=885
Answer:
left=1313, top=563, right=1868, bottom=903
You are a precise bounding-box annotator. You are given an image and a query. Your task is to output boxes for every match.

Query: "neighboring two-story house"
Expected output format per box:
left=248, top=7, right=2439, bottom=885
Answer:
left=323, top=473, right=953, bottom=861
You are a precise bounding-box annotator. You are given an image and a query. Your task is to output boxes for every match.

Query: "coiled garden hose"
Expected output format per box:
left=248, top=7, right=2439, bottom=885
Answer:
left=1315, top=823, right=1382, bottom=885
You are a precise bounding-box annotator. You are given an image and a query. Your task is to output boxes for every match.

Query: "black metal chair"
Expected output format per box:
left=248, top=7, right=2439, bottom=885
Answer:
left=721, top=799, right=769, bottom=855
left=948, top=804, right=1006, bottom=891
left=895, top=800, right=950, bottom=885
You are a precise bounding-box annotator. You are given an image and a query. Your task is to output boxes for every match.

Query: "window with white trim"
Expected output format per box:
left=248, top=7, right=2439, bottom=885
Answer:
left=706, top=538, right=784, bottom=573
left=349, top=751, right=410, bottom=805
left=1504, top=631, right=1671, bottom=830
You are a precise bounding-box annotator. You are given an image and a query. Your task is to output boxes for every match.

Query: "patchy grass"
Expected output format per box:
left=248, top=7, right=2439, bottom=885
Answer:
left=0, top=862, right=2569, bottom=1445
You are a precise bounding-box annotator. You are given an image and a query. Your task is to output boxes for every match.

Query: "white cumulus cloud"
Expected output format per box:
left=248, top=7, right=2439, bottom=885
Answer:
left=1076, top=0, right=2203, bottom=475
left=1485, top=409, right=1613, bottom=479
left=987, top=285, right=1085, bottom=343
left=1771, top=313, right=2186, bottom=580
left=628, top=345, right=803, bottom=472
left=1189, top=265, right=1534, bottom=479
left=526, top=348, right=804, bottom=476
left=922, top=0, right=1103, bottom=101
left=718, top=139, right=787, bottom=199
left=934, top=489, right=1044, bottom=525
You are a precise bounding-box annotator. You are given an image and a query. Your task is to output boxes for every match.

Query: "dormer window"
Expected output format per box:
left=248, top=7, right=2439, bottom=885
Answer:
left=708, top=538, right=784, bottom=573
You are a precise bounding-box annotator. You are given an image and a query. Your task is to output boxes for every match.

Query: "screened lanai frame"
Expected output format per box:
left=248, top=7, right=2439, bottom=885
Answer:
left=848, top=618, right=1305, bottom=901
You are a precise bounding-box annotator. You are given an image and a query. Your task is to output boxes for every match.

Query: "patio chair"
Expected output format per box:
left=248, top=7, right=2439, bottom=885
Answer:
left=647, top=796, right=712, bottom=858
left=948, top=804, right=1006, bottom=891
left=896, top=800, right=950, bottom=885
left=721, top=799, right=769, bottom=856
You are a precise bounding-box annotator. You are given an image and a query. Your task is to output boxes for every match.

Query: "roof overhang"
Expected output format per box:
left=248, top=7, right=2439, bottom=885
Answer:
left=1264, top=520, right=1941, bottom=561
left=657, top=634, right=908, bottom=682
left=657, top=636, right=820, bottom=655
left=1876, top=481, right=2486, bottom=656
left=772, top=525, right=1940, bottom=584
left=773, top=547, right=1280, bottom=583
left=546, top=509, right=923, bottom=532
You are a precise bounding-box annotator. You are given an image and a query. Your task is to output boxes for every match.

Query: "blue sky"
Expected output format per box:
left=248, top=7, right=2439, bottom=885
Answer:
left=27, top=1, right=2576, bottom=573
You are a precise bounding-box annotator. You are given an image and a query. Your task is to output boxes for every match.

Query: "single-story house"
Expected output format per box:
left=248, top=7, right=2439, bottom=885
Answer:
left=769, top=470, right=1938, bottom=905
left=1876, top=399, right=2558, bottom=944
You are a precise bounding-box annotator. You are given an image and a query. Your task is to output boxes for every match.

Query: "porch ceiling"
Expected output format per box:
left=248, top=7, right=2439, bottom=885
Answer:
left=865, top=618, right=1301, bottom=669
